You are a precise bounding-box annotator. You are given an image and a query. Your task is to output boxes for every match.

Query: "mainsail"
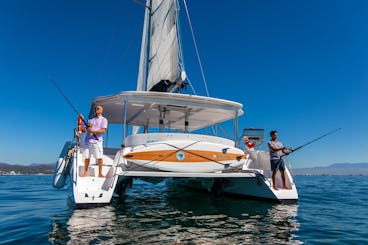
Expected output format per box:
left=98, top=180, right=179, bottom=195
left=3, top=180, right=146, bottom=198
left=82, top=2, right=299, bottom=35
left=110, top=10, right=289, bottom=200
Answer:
left=136, top=0, right=182, bottom=92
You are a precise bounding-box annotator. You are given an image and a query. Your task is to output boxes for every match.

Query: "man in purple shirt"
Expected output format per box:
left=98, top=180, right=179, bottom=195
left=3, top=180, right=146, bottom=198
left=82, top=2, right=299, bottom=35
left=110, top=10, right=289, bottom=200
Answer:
left=81, top=105, right=108, bottom=177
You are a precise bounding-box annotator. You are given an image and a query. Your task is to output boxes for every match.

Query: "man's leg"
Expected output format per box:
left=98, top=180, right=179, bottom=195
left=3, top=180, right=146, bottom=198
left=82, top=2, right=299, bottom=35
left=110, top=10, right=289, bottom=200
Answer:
left=280, top=170, right=290, bottom=189
left=82, top=158, right=90, bottom=177
left=272, top=170, right=278, bottom=190
left=97, top=158, right=105, bottom=178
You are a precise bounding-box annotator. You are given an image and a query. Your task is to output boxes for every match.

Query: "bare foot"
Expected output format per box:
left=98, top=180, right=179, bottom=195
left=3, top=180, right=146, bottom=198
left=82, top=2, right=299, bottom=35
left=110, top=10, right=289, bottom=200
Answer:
left=273, top=186, right=279, bottom=190
left=283, top=186, right=292, bottom=190
left=81, top=172, right=88, bottom=177
left=98, top=174, right=105, bottom=178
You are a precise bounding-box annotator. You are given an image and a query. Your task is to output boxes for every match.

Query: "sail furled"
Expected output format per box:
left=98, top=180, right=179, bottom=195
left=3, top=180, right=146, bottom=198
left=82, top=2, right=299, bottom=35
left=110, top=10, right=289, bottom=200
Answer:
left=147, top=0, right=179, bottom=92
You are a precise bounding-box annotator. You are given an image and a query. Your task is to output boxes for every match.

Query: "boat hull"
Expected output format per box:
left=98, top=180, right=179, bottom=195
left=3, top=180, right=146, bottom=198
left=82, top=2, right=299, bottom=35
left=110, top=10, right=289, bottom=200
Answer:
left=123, top=140, right=246, bottom=172
left=172, top=175, right=298, bottom=203
left=68, top=149, right=119, bottom=208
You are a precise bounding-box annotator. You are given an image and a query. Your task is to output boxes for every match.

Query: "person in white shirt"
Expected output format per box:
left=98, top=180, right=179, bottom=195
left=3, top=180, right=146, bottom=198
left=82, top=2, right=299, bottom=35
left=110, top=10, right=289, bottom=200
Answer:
left=81, top=105, right=108, bottom=178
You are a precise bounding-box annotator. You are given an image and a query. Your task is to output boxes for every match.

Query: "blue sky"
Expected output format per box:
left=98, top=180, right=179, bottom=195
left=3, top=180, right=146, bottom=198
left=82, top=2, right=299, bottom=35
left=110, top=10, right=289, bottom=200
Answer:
left=1, top=0, right=367, bottom=168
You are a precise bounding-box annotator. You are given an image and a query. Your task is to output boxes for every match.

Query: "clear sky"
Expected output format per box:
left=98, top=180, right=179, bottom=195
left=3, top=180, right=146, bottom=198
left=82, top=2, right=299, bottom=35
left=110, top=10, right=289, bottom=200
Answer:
left=1, top=0, right=367, bottom=168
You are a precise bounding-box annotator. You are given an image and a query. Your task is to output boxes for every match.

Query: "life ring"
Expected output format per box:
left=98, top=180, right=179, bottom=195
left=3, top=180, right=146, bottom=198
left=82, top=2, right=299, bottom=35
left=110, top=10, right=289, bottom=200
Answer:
left=245, top=139, right=257, bottom=148
left=77, top=114, right=83, bottom=141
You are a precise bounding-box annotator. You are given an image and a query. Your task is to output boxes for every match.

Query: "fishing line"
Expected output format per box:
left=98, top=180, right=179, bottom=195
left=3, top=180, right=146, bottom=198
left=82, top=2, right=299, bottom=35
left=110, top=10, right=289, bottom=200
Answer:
left=291, top=128, right=342, bottom=153
left=281, top=128, right=342, bottom=159
left=49, top=76, right=98, bottom=139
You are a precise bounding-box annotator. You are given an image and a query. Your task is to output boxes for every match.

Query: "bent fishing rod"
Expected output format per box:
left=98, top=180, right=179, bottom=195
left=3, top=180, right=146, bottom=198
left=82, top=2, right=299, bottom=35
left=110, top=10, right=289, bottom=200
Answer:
left=49, top=76, right=98, bottom=139
left=283, top=128, right=342, bottom=157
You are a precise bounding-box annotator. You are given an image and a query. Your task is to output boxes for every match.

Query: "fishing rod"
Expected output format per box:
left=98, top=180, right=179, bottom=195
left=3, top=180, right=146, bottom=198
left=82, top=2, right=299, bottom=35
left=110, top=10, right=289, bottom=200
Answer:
left=49, top=76, right=98, bottom=139
left=287, top=128, right=342, bottom=155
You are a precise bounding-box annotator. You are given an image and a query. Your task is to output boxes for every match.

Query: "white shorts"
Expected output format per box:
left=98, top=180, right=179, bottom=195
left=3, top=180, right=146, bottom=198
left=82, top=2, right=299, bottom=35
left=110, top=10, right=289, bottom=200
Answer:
left=82, top=142, right=103, bottom=159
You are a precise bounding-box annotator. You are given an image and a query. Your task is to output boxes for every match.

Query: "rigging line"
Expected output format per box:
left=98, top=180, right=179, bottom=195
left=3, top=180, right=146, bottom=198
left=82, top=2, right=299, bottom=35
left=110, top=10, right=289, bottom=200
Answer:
left=95, top=1, right=123, bottom=88
left=118, top=141, right=200, bottom=176
left=132, top=0, right=148, bottom=8
left=186, top=76, right=197, bottom=95
left=108, top=28, right=141, bottom=88
left=183, top=0, right=210, bottom=97
left=164, top=142, right=234, bottom=167
left=150, top=141, right=201, bottom=165
left=217, top=124, right=231, bottom=139
left=176, top=0, right=185, bottom=71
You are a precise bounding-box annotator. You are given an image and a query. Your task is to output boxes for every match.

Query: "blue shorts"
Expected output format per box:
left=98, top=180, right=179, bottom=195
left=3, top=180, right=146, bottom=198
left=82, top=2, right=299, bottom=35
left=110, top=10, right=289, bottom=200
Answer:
left=271, top=159, right=285, bottom=171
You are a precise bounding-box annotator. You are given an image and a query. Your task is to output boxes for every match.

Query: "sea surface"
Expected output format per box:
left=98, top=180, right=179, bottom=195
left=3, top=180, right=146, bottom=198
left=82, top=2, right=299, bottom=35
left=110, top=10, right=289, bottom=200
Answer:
left=0, top=175, right=367, bottom=244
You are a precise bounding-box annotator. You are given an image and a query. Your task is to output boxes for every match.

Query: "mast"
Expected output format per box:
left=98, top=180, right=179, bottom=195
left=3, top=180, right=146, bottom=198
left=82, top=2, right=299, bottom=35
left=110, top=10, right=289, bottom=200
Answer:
left=133, top=0, right=151, bottom=135
left=136, top=0, right=152, bottom=91
left=134, top=0, right=186, bottom=135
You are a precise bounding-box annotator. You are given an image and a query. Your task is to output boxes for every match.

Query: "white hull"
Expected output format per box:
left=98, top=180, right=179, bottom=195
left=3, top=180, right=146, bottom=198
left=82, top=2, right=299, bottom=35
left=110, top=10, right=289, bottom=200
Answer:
left=69, top=148, right=120, bottom=208
left=172, top=170, right=298, bottom=203
left=116, top=148, right=298, bottom=203
left=53, top=143, right=120, bottom=208
left=53, top=143, right=298, bottom=207
left=115, top=168, right=298, bottom=203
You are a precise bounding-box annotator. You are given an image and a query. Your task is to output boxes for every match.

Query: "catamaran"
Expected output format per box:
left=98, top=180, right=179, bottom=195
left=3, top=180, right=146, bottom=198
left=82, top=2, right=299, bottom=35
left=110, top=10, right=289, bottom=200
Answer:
left=53, top=0, right=298, bottom=208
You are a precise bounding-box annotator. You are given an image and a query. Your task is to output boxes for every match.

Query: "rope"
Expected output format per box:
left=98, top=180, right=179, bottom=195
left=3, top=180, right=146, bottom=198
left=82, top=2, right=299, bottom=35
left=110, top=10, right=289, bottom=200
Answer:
left=163, top=142, right=231, bottom=167
left=186, top=76, right=197, bottom=95
left=183, top=0, right=210, bottom=97
left=118, top=141, right=201, bottom=176
left=176, top=0, right=186, bottom=73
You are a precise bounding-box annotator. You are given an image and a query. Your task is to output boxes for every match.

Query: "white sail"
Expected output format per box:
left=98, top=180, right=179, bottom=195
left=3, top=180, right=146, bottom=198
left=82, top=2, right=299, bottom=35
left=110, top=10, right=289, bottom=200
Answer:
left=147, top=0, right=179, bottom=91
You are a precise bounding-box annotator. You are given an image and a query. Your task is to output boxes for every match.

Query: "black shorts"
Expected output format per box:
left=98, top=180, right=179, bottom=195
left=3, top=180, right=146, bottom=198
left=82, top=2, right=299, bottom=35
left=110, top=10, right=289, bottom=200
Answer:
left=271, top=159, right=285, bottom=171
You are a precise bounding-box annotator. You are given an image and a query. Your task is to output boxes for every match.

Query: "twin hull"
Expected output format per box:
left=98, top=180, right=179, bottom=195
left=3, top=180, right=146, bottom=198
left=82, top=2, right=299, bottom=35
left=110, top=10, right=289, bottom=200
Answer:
left=123, top=140, right=246, bottom=172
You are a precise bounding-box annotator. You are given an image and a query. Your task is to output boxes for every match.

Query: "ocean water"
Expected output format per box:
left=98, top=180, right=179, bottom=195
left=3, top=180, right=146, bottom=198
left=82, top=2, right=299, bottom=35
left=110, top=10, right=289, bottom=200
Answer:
left=0, top=175, right=367, bottom=244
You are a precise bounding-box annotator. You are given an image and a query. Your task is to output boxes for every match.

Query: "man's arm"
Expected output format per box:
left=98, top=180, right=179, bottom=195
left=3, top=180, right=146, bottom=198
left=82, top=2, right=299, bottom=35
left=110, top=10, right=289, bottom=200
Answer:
left=88, top=128, right=106, bottom=135
left=87, top=118, right=108, bottom=135
left=268, top=142, right=286, bottom=152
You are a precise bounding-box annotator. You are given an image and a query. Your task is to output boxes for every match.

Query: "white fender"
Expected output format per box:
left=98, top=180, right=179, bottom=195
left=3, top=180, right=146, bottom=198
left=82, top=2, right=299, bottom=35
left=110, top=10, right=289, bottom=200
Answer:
left=53, top=157, right=67, bottom=188
left=53, top=141, right=74, bottom=188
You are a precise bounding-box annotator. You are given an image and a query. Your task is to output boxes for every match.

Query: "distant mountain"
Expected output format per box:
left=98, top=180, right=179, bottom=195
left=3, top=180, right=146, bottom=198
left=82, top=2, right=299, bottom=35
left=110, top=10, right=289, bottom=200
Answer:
left=0, top=162, right=54, bottom=175
left=293, top=162, right=368, bottom=176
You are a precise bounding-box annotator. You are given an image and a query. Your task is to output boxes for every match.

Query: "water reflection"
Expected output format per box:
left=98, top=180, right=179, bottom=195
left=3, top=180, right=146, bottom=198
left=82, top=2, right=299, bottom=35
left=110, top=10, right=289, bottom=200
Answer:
left=49, top=180, right=301, bottom=244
